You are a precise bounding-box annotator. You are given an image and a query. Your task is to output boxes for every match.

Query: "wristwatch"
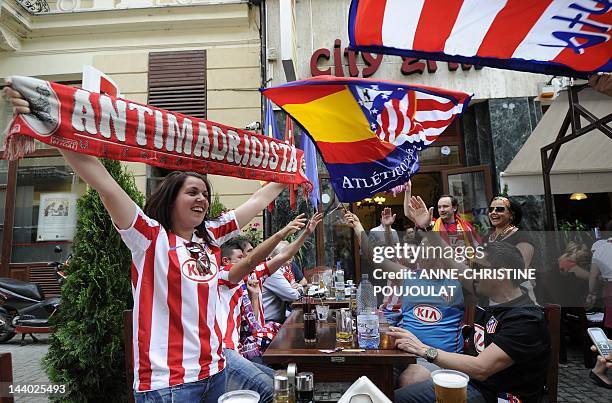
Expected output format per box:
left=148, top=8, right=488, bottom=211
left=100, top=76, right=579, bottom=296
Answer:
left=425, top=347, right=438, bottom=363
left=419, top=223, right=434, bottom=232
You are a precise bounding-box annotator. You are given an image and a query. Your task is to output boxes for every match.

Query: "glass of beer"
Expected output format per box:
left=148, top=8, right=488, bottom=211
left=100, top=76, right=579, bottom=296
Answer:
left=431, top=369, right=469, bottom=403
left=303, top=312, right=317, bottom=343
left=335, top=308, right=353, bottom=343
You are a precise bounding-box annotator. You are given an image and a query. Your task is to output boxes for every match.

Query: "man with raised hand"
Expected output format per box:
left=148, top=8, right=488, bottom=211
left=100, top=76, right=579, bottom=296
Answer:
left=218, top=213, right=322, bottom=403
left=391, top=197, right=549, bottom=403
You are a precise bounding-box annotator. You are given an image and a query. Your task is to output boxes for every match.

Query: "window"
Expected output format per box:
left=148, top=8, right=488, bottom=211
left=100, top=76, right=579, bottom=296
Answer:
left=0, top=160, right=8, bottom=255
left=146, top=50, right=207, bottom=195
left=11, top=157, right=86, bottom=263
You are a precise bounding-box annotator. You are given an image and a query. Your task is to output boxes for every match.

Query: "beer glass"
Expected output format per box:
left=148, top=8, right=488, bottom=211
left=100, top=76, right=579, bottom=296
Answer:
left=431, top=369, right=469, bottom=403
left=335, top=308, right=353, bottom=342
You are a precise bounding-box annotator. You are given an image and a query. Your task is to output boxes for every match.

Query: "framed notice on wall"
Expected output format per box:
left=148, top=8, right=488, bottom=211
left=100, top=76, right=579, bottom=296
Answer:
left=37, top=193, right=77, bottom=241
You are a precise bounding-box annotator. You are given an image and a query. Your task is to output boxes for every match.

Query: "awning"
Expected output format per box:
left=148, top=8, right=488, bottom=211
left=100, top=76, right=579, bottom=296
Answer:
left=500, top=88, right=612, bottom=196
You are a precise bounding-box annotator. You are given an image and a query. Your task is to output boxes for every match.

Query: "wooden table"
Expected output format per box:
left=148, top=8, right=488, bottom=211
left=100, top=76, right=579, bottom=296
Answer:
left=291, top=298, right=350, bottom=309
left=263, top=309, right=416, bottom=399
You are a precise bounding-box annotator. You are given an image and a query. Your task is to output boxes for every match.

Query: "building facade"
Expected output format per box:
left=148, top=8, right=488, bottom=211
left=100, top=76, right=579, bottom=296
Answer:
left=264, top=0, right=554, bottom=275
left=0, top=0, right=264, bottom=291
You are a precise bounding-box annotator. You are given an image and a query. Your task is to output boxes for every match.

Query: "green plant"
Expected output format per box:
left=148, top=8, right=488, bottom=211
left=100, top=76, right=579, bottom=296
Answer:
left=208, top=192, right=227, bottom=219
left=500, top=184, right=509, bottom=197
left=242, top=222, right=263, bottom=246
left=43, top=159, right=144, bottom=402
left=559, top=219, right=588, bottom=231
left=285, top=231, right=314, bottom=269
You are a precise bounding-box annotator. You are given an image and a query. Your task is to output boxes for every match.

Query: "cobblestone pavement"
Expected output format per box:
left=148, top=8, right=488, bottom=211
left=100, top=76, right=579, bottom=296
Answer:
left=0, top=333, right=50, bottom=402
left=558, top=344, right=610, bottom=403
left=1, top=334, right=610, bottom=402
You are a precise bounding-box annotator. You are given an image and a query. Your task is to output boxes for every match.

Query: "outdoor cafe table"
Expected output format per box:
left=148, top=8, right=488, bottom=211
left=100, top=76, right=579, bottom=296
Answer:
left=290, top=298, right=350, bottom=309
left=263, top=309, right=416, bottom=399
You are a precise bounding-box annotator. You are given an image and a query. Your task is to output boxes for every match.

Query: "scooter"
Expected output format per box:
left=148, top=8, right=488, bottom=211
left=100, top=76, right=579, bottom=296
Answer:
left=0, top=246, right=67, bottom=345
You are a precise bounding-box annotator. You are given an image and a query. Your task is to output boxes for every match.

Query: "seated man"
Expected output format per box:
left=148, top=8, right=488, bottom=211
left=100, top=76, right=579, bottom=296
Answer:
left=392, top=196, right=550, bottom=403
left=218, top=213, right=322, bottom=402
left=262, top=241, right=305, bottom=323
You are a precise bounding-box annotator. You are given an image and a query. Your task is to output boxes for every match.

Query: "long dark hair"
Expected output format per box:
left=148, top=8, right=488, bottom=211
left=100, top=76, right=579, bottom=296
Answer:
left=144, top=171, right=214, bottom=246
left=490, top=195, right=523, bottom=226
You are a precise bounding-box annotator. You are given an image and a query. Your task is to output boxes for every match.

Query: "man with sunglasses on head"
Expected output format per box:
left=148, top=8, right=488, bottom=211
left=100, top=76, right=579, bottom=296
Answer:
left=391, top=196, right=550, bottom=403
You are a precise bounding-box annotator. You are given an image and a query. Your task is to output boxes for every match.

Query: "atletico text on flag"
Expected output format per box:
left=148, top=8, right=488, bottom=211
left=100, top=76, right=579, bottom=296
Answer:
left=262, top=76, right=472, bottom=202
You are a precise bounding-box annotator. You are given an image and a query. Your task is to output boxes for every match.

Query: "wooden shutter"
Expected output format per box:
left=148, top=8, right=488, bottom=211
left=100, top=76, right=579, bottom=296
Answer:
left=147, top=50, right=207, bottom=119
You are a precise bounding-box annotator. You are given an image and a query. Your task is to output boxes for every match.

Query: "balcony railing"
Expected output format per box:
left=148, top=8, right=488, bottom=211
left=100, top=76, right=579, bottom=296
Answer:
left=17, top=0, right=247, bottom=14
left=16, top=0, right=50, bottom=13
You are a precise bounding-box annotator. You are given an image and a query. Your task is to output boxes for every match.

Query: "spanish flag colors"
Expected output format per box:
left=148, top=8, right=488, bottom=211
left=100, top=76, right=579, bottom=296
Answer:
left=262, top=76, right=472, bottom=202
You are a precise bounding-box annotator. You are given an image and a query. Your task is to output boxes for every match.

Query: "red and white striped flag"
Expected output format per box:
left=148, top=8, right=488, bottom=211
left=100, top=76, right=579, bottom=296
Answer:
left=349, top=0, right=611, bottom=78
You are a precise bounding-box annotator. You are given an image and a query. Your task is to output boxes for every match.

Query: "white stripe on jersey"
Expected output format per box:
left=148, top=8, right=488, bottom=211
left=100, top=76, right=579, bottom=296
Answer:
left=119, top=205, right=240, bottom=392
left=382, top=0, right=425, bottom=50
left=181, top=275, right=204, bottom=384
left=512, top=1, right=576, bottom=61
left=444, top=0, right=508, bottom=56
left=206, top=281, right=223, bottom=378
left=218, top=280, right=243, bottom=350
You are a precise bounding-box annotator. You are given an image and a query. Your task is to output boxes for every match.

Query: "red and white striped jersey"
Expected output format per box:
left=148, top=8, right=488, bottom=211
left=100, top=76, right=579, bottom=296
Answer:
left=219, top=262, right=270, bottom=350
left=118, top=204, right=240, bottom=392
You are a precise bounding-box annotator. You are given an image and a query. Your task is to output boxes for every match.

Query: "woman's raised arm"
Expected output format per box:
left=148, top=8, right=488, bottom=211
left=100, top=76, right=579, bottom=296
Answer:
left=234, top=182, right=287, bottom=228
left=59, top=150, right=135, bottom=229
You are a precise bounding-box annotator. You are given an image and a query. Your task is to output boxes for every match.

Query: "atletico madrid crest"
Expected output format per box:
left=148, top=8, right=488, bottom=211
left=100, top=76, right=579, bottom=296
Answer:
left=486, top=316, right=498, bottom=334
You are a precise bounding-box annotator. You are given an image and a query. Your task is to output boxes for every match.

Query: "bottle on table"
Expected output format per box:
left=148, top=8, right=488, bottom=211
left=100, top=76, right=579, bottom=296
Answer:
left=356, top=273, right=380, bottom=349
left=334, top=261, right=345, bottom=301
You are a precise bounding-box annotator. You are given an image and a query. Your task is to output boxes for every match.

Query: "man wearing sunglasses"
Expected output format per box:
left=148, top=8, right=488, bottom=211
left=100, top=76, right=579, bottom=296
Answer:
left=391, top=197, right=550, bottom=403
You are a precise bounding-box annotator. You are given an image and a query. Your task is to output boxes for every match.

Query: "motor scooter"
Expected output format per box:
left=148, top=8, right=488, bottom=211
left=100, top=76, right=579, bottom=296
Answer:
left=0, top=246, right=67, bottom=345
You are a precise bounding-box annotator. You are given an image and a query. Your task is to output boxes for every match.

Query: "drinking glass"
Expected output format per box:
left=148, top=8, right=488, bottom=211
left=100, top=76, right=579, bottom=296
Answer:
left=335, top=308, right=353, bottom=343
left=431, top=369, right=469, bottom=403
left=303, top=312, right=317, bottom=343
left=315, top=303, right=330, bottom=322
left=322, top=272, right=333, bottom=299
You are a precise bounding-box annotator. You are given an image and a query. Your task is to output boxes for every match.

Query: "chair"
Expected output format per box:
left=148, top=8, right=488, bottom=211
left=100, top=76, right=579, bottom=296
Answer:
left=304, top=266, right=332, bottom=283
left=123, top=310, right=134, bottom=403
left=0, top=353, right=14, bottom=403
left=544, top=304, right=561, bottom=403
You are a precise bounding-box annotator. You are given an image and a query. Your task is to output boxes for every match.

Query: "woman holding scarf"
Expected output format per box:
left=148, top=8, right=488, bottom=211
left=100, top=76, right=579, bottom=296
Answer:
left=4, top=83, right=293, bottom=402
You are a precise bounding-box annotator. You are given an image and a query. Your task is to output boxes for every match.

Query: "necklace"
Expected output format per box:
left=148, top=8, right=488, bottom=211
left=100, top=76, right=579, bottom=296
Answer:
left=489, top=225, right=516, bottom=243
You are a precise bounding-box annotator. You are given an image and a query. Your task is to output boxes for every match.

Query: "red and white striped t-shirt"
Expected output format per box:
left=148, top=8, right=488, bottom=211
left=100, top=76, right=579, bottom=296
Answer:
left=118, top=205, right=240, bottom=392
left=219, top=262, right=270, bottom=350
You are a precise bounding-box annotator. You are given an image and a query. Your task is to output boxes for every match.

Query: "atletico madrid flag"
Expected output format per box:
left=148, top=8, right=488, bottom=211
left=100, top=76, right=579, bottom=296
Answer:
left=349, top=0, right=612, bottom=78
left=262, top=76, right=472, bottom=202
